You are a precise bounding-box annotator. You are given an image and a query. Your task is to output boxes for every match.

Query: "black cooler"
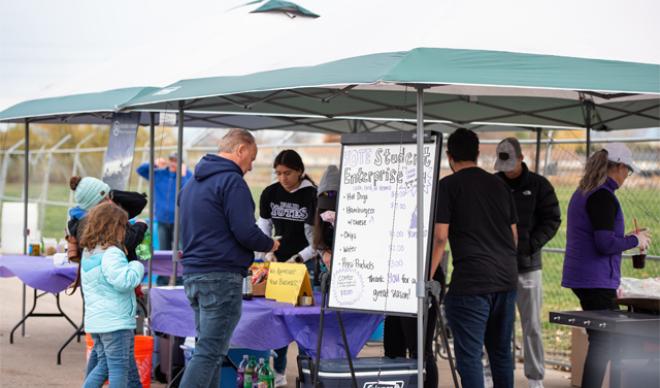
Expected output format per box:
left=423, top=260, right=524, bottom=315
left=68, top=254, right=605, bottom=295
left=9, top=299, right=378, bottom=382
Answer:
left=297, top=356, right=420, bottom=388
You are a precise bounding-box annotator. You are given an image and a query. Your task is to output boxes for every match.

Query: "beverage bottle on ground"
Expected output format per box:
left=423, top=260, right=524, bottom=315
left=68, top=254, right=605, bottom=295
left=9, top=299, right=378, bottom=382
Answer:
left=236, top=354, right=249, bottom=388
left=257, top=358, right=275, bottom=388
left=243, top=373, right=253, bottom=388
left=256, top=357, right=265, bottom=377
left=246, top=355, right=258, bottom=382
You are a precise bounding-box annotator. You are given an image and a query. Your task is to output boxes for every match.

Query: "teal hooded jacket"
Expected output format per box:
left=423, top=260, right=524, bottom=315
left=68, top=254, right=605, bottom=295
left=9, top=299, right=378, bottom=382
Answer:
left=81, top=246, right=144, bottom=333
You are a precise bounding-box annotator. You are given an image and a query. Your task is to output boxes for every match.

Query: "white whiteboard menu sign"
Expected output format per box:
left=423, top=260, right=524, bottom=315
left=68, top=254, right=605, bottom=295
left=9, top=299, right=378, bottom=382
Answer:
left=328, top=132, right=441, bottom=315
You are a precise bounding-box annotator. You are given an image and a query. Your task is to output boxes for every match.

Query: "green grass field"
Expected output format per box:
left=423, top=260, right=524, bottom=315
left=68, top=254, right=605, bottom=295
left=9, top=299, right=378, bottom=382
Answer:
left=2, top=181, right=658, bottom=361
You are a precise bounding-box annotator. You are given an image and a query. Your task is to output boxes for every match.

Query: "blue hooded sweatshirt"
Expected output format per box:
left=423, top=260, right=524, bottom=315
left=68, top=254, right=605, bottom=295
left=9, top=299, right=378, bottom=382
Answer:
left=179, top=154, right=273, bottom=276
left=136, top=163, right=192, bottom=224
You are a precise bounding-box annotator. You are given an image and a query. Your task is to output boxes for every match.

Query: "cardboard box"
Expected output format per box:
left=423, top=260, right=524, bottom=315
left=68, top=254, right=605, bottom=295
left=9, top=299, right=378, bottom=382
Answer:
left=571, top=327, right=588, bottom=386
left=253, top=279, right=267, bottom=297
left=570, top=328, right=656, bottom=388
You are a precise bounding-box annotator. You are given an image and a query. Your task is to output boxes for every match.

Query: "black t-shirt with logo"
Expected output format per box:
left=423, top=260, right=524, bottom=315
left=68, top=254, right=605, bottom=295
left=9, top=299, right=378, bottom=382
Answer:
left=259, top=181, right=317, bottom=261
left=435, top=167, right=518, bottom=295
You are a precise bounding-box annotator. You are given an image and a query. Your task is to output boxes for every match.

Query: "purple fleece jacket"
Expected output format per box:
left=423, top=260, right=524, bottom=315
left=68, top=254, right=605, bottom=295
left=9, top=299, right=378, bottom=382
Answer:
left=562, top=177, right=638, bottom=289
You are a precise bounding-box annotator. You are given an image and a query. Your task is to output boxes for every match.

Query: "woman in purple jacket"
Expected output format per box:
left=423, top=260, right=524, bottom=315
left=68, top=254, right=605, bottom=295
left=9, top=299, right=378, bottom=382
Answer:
left=562, top=143, right=651, bottom=388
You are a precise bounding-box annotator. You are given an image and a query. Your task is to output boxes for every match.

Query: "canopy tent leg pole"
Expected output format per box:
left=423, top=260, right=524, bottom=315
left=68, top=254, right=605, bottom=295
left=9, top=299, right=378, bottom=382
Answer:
left=171, top=104, right=184, bottom=286
left=147, top=113, right=155, bottom=324
left=415, top=87, right=426, bottom=387
left=166, top=104, right=185, bottom=385
left=21, top=119, right=30, bottom=336
left=535, top=128, right=542, bottom=173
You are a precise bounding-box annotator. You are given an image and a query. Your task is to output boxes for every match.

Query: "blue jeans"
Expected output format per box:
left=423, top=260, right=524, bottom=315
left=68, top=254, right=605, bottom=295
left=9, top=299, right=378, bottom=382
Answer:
left=180, top=271, right=243, bottom=388
left=445, top=290, right=516, bottom=388
left=83, top=330, right=141, bottom=388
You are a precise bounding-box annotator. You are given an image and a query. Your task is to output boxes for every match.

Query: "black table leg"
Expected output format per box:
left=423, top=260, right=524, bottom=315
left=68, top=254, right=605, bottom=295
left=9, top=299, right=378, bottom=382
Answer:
left=10, top=288, right=39, bottom=343
left=9, top=287, right=84, bottom=365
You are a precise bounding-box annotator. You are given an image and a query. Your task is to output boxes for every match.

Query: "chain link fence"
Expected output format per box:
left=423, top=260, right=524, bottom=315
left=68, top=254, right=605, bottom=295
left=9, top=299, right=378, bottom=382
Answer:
left=1, top=128, right=658, bottom=367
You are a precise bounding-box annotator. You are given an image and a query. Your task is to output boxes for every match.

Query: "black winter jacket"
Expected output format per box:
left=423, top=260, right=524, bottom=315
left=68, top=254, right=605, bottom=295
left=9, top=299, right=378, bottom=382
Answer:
left=496, top=163, right=561, bottom=273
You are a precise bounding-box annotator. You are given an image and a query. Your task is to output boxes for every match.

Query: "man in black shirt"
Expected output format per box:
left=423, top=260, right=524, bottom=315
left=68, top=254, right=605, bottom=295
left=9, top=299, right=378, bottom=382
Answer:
left=495, top=137, right=561, bottom=388
left=431, top=128, right=518, bottom=388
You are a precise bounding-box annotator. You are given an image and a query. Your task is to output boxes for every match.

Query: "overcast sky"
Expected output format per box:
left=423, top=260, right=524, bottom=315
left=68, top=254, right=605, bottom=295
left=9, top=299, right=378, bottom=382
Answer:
left=1, top=0, right=659, bottom=111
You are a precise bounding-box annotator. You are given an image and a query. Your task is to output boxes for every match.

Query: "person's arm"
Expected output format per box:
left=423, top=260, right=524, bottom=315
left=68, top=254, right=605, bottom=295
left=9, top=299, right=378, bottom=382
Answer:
left=529, top=178, right=561, bottom=253
left=430, top=223, right=449, bottom=279
left=101, top=247, right=145, bottom=291
left=224, top=179, right=275, bottom=253
left=137, top=159, right=169, bottom=180
left=124, top=221, right=148, bottom=261
left=136, top=163, right=150, bottom=180
left=511, top=224, right=518, bottom=248
left=256, top=187, right=273, bottom=236
left=296, top=224, right=316, bottom=262
left=431, top=180, right=452, bottom=279
left=508, top=189, right=519, bottom=248
left=256, top=218, right=273, bottom=237
left=255, top=188, right=274, bottom=259
left=587, top=189, right=638, bottom=255
left=296, top=193, right=318, bottom=262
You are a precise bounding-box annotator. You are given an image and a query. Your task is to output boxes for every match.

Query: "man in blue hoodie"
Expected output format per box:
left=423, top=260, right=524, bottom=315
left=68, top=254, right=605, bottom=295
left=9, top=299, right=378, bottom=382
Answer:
left=178, top=128, right=279, bottom=388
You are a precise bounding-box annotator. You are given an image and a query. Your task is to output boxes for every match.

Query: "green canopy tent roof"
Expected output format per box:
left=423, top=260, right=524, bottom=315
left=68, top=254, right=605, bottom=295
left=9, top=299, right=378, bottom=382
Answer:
left=0, top=85, right=513, bottom=134
left=125, top=48, right=660, bottom=131
left=0, top=87, right=160, bottom=124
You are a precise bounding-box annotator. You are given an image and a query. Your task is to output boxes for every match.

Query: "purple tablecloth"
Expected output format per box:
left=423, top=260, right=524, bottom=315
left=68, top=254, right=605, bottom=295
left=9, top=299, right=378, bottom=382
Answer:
left=0, top=253, right=180, bottom=293
left=151, top=250, right=183, bottom=276
left=0, top=255, right=78, bottom=293
left=149, top=287, right=382, bottom=359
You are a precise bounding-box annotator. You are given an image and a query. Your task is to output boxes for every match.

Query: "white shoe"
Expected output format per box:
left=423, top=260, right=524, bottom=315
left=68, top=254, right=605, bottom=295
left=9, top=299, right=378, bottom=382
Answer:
left=275, top=373, right=288, bottom=387
left=529, top=379, right=544, bottom=388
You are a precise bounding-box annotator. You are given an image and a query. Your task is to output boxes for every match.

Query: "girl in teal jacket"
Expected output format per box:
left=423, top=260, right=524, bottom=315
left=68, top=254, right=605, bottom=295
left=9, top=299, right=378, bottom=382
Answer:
left=80, top=203, right=145, bottom=388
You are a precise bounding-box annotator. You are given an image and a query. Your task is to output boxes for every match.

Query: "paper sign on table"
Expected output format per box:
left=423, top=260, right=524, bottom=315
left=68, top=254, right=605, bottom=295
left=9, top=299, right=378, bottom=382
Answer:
left=265, top=262, right=313, bottom=305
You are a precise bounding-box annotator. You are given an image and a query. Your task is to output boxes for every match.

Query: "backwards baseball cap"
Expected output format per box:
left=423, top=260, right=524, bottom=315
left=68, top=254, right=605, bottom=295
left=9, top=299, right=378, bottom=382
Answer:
left=603, top=143, right=639, bottom=173
left=494, top=137, right=522, bottom=172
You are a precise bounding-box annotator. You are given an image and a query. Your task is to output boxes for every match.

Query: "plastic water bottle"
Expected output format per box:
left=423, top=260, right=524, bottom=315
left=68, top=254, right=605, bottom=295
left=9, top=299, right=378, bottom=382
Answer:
left=236, top=354, right=249, bottom=388
left=243, top=373, right=253, bottom=388
left=257, top=358, right=275, bottom=388
left=245, top=355, right=258, bottom=382
left=256, top=357, right=265, bottom=376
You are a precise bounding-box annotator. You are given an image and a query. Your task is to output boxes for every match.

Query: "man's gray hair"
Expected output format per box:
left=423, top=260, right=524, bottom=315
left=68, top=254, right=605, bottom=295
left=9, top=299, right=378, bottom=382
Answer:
left=218, top=128, right=256, bottom=153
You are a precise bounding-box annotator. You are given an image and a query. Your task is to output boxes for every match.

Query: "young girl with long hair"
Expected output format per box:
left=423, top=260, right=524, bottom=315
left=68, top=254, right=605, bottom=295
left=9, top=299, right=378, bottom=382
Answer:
left=80, top=202, right=145, bottom=388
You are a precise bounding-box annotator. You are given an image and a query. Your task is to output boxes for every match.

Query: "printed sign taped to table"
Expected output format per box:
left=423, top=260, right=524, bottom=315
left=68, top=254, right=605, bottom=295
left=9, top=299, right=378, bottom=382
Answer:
left=266, top=262, right=313, bottom=305
left=328, top=132, right=441, bottom=316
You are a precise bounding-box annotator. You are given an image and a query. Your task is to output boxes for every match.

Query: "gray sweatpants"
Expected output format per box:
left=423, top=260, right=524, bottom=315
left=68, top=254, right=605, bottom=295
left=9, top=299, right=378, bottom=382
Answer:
left=517, top=269, right=545, bottom=381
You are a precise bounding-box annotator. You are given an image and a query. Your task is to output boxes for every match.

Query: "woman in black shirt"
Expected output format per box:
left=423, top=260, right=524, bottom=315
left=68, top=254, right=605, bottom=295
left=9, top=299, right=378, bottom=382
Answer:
left=257, top=149, right=317, bottom=384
